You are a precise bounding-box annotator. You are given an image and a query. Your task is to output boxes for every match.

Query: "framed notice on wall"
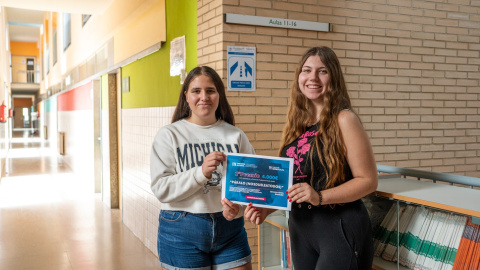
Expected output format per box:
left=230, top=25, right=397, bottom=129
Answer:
left=170, top=36, right=186, bottom=82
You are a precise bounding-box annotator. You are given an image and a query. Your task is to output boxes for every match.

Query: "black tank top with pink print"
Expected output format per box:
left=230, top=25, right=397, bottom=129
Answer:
left=280, top=123, right=353, bottom=194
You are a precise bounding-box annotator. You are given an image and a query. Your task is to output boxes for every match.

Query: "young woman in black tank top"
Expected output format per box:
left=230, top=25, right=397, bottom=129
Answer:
left=245, top=47, right=378, bottom=270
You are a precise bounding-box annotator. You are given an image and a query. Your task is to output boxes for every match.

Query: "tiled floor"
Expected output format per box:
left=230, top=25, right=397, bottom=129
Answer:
left=0, top=129, right=161, bottom=270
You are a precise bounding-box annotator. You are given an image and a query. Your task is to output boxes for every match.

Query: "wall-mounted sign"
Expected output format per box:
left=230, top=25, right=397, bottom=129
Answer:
left=122, top=76, right=130, bottom=93
left=170, top=36, right=185, bottom=77
left=227, top=46, right=256, bottom=91
left=224, top=13, right=331, bottom=32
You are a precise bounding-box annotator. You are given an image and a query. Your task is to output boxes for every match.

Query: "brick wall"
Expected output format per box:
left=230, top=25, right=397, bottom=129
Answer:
left=197, top=0, right=479, bottom=268
left=198, top=0, right=480, bottom=175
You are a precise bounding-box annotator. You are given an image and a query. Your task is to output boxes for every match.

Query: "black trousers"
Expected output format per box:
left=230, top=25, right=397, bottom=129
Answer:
left=288, top=200, right=374, bottom=270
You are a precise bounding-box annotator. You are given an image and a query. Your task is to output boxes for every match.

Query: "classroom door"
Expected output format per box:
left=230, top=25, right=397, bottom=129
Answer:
left=13, top=107, right=30, bottom=128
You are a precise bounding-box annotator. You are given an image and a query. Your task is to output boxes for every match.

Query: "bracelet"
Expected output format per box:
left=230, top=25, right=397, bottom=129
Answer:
left=315, top=190, right=323, bottom=206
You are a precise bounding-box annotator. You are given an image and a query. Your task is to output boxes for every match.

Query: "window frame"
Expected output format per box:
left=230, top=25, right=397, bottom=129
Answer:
left=82, top=14, right=91, bottom=27
left=63, top=13, right=71, bottom=51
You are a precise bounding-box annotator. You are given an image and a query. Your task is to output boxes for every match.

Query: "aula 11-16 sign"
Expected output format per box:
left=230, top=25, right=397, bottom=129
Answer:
left=227, top=46, right=256, bottom=91
left=224, top=13, right=331, bottom=32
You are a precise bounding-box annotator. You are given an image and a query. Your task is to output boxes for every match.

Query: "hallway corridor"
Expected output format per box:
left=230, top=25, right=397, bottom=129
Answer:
left=0, top=129, right=161, bottom=270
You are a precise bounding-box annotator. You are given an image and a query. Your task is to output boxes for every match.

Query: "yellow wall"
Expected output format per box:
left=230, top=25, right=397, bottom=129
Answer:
left=45, top=0, right=166, bottom=90
left=11, top=55, right=35, bottom=83
left=44, top=12, right=60, bottom=93
left=10, top=41, right=39, bottom=58
left=10, top=42, right=39, bottom=83
left=66, top=0, right=165, bottom=68
left=0, top=7, right=10, bottom=103
left=0, top=7, right=11, bottom=169
left=113, top=0, right=166, bottom=64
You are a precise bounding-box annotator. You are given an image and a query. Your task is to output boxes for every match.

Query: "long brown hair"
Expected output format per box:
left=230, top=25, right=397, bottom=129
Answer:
left=171, top=66, right=235, bottom=125
left=279, top=47, right=355, bottom=190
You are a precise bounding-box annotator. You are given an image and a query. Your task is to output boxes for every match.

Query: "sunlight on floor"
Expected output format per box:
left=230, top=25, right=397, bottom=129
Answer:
left=10, top=136, right=45, bottom=143
left=0, top=173, right=94, bottom=208
left=5, top=146, right=57, bottom=159
left=1, top=109, right=160, bottom=270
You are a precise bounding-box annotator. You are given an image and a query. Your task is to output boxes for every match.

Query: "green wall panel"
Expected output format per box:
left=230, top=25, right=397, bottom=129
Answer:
left=121, top=0, right=197, bottom=109
left=44, top=96, right=56, bottom=113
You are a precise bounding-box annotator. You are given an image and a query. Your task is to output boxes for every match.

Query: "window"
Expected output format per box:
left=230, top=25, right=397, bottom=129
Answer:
left=63, top=13, right=71, bottom=51
left=45, top=43, right=49, bottom=74
left=23, top=108, right=30, bottom=127
left=82, top=14, right=91, bottom=27
left=53, top=29, right=57, bottom=65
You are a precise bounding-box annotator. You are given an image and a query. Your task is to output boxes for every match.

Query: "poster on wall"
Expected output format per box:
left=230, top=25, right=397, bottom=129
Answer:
left=170, top=36, right=186, bottom=83
left=227, top=46, right=256, bottom=91
left=222, top=153, right=293, bottom=210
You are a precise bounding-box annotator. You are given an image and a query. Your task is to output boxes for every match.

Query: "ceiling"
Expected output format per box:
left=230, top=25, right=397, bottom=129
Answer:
left=2, top=0, right=114, bottom=96
left=1, top=0, right=114, bottom=15
left=6, top=7, right=45, bottom=43
left=3, top=0, right=114, bottom=43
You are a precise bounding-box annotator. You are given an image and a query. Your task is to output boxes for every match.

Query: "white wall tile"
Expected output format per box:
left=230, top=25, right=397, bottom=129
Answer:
left=121, top=106, right=175, bottom=256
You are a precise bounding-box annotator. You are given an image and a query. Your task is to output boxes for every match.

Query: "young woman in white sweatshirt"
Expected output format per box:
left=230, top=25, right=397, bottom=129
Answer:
left=150, top=66, right=255, bottom=270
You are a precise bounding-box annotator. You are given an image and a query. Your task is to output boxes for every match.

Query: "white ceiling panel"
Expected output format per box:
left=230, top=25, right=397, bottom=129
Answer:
left=8, top=24, right=41, bottom=42
left=0, top=0, right=114, bottom=15
left=5, top=7, right=45, bottom=24
left=2, top=0, right=112, bottom=43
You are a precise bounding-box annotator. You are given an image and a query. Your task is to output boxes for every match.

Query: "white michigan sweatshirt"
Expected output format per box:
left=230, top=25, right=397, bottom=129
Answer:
left=150, top=119, right=255, bottom=214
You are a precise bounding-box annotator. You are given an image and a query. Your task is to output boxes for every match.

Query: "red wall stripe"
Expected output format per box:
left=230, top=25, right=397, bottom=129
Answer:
left=57, top=81, right=93, bottom=111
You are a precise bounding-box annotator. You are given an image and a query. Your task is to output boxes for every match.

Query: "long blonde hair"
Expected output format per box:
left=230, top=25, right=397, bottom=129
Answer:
left=279, top=47, right=354, bottom=190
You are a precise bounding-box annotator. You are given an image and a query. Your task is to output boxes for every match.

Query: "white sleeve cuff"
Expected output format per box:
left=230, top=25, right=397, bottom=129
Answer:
left=194, top=166, right=209, bottom=186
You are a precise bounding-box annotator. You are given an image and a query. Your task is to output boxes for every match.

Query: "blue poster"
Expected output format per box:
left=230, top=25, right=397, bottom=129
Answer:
left=222, top=153, right=293, bottom=210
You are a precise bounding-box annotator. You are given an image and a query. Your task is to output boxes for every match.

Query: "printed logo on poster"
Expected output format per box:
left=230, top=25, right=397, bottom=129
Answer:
left=227, top=46, right=256, bottom=91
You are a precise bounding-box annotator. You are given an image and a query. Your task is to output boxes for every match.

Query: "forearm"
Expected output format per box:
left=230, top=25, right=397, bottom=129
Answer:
left=320, top=176, right=378, bottom=205
left=151, top=165, right=208, bottom=203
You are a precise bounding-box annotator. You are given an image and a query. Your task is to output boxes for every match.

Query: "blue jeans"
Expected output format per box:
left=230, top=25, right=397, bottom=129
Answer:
left=157, top=211, right=251, bottom=270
